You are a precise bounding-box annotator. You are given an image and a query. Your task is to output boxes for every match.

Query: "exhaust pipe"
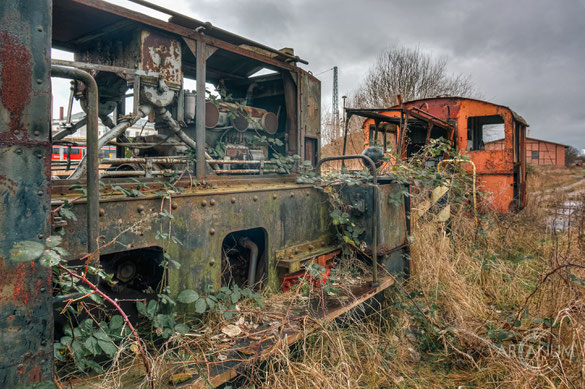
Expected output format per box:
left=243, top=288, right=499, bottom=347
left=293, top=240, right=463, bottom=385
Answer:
left=239, top=237, right=259, bottom=288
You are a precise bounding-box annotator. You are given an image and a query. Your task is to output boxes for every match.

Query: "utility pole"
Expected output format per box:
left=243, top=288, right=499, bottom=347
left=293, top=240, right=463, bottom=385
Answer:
left=332, top=66, right=339, bottom=137
left=341, top=95, right=348, bottom=139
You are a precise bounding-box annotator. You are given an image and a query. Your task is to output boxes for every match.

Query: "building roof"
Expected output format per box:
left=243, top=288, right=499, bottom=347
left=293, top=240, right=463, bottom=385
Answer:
left=526, top=137, right=569, bottom=148
left=403, top=96, right=529, bottom=127
left=485, top=137, right=569, bottom=148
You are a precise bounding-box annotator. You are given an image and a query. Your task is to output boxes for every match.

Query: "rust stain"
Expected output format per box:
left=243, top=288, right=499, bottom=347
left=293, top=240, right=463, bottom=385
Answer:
left=141, top=30, right=182, bottom=86
left=0, top=175, right=18, bottom=198
left=28, top=364, right=42, bottom=382
left=0, top=30, right=33, bottom=139
left=13, top=262, right=34, bottom=304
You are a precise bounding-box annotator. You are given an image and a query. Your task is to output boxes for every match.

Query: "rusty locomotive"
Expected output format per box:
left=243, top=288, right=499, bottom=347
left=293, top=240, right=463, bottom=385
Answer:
left=0, top=0, right=409, bottom=386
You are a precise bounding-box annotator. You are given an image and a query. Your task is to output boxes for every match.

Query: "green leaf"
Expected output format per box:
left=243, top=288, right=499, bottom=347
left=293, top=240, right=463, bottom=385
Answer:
left=97, top=340, right=117, bottom=357
left=40, top=249, right=62, bottom=267
left=59, top=207, right=77, bottom=221
left=109, top=315, right=124, bottom=331
left=93, top=329, right=112, bottom=342
left=206, top=297, right=216, bottom=309
left=146, top=300, right=159, bottom=317
left=174, top=323, right=189, bottom=334
left=177, top=289, right=200, bottom=304
left=195, top=298, right=207, bottom=314
left=154, top=314, right=175, bottom=329
left=60, top=336, right=72, bottom=346
left=80, top=318, right=94, bottom=334
left=71, top=340, right=84, bottom=359
left=84, top=336, right=99, bottom=355
left=45, top=235, right=62, bottom=248
left=84, top=359, right=104, bottom=374
left=231, top=290, right=241, bottom=304
left=136, top=301, right=147, bottom=317
left=10, top=241, right=45, bottom=262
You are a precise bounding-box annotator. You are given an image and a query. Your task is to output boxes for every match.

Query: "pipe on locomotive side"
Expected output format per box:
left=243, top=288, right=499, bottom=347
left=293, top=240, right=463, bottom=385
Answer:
left=51, top=65, right=100, bottom=255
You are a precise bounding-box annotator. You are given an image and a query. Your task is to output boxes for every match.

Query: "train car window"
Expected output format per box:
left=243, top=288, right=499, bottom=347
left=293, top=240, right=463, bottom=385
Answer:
left=70, top=148, right=81, bottom=155
left=467, top=115, right=505, bottom=151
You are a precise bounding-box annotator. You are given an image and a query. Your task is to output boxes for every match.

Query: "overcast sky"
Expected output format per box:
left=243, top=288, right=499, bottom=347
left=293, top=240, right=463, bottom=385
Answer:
left=52, top=0, right=585, bottom=150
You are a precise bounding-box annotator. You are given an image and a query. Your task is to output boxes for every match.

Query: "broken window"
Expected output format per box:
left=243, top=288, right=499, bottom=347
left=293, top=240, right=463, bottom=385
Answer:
left=467, top=115, right=505, bottom=151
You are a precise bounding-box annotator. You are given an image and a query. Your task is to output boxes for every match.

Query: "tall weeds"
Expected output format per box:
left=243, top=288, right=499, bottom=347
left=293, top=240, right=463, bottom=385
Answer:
left=249, top=168, right=585, bottom=388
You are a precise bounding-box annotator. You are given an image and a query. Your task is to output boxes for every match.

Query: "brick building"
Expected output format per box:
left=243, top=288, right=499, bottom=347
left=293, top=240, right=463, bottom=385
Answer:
left=485, top=137, right=568, bottom=166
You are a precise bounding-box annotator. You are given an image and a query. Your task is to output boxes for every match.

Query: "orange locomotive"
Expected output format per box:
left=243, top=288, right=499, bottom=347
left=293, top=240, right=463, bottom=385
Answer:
left=354, top=97, right=528, bottom=213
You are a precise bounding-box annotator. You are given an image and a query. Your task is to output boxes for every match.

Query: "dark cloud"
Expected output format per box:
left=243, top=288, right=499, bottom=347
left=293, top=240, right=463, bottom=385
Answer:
left=180, top=0, right=584, bottom=149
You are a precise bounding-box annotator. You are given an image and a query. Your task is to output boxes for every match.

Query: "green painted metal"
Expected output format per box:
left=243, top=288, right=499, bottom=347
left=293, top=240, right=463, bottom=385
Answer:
left=53, top=177, right=409, bottom=295
left=0, top=0, right=54, bottom=386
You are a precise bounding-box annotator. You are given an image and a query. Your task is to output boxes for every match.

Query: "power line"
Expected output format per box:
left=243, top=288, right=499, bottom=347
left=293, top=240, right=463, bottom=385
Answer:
left=315, top=67, right=334, bottom=76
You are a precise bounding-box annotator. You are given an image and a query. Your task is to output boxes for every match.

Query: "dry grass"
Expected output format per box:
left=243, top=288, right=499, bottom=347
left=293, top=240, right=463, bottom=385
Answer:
left=245, top=167, right=585, bottom=389
left=62, top=167, right=585, bottom=388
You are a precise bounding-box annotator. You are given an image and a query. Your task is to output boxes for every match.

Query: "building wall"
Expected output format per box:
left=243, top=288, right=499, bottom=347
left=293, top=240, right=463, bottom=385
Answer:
left=487, top=138, right=566, bottom=166
left=526, top=139, right=565, bottom=166
left=484, top=139, right=505, bottom=151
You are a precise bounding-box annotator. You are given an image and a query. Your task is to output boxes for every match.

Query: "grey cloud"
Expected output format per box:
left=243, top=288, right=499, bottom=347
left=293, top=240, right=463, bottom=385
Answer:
left=151, top=0, right=585, bottom=148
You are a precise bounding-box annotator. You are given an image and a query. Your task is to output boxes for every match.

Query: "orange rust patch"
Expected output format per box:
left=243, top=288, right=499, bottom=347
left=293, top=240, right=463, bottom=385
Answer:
left=0, top=29, right=33, bottom=137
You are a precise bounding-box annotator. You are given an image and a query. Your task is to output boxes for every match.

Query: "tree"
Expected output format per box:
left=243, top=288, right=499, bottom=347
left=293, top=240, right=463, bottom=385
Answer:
left=352, top=46, right=479, bottom=108
left=565, top=146, right=582, bottom=165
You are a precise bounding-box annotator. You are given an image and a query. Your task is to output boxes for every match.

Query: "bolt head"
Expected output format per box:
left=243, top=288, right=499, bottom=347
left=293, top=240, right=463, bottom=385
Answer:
left=231, top=197, right=236, bottom=203
left=37, top=26, right=43, bottom=32
left=98, top=208, right=105, bottom=217
left=209, top=228, right=216, bottom=235
left=209, top=260, right=215, bottom=266
left=209, top=199, right=216, bottom=206
left=201, top=199, right=207, bottom=206
left=137, top=205, right=145, bottom=213
left=253, top=195, right=258, bottom=201
left=290, top=192, right=294, bottom=197
left=15, top=148, right=23, bottom=155
left=171, top=202, right=178, bottom=209
left=273, top=193, right=277, bottom=199
left=36, top=79, right=43, bottom=85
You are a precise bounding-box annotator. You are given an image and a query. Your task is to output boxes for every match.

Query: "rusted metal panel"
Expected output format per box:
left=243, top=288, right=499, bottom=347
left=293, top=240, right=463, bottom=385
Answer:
left=0, top=0, right=54, bottom=386
left=53, top=184, right=332, bottom=293
left=300, top=73, right=321, bottom=139
left=358, top=97, right=528, bottom=213
left=300, top=72, right=321, bottom=164
left=140, top=29, right=182, bottom=89
left=53, top=0, right=300, bottom=72
left=53, top=178, right=410, bottom=294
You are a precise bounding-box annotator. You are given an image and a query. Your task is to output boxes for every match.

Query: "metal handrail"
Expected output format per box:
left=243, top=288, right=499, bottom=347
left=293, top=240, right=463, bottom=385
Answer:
left=315, top=155, right=380, bottom=286
left=51, top=65, right=99, bottom=256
